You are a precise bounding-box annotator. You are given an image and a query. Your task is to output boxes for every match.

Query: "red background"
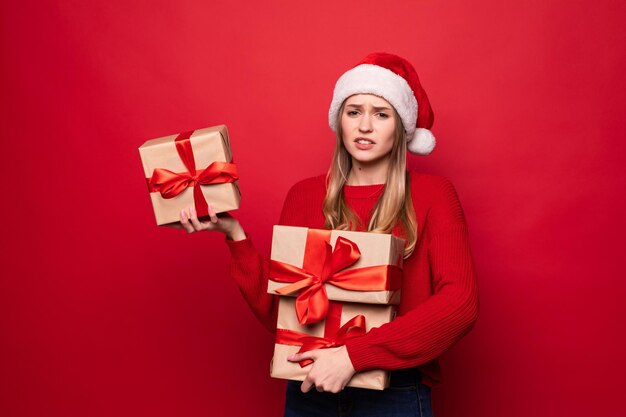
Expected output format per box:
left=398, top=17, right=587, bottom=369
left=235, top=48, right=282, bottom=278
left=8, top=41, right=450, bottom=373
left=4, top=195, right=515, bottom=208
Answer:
left=1, top=1, right=625, bottom=416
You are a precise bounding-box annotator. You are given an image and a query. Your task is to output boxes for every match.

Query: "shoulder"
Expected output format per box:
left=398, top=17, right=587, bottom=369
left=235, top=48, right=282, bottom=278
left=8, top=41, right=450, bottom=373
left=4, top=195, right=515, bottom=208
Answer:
left=285, top=174, right=327, bottom=199
left=280, top=174, right=327, bottom=209
left=279, top=174, right=327, bottom=226
left=408, top=170, right=467, bottom=228
left=408, top=171, right=458, bottom=202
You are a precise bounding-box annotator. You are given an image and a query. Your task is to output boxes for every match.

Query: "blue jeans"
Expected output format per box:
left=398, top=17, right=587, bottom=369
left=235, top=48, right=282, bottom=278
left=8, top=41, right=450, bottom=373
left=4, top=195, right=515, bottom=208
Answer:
left=284, top=369, right=433, bottom=417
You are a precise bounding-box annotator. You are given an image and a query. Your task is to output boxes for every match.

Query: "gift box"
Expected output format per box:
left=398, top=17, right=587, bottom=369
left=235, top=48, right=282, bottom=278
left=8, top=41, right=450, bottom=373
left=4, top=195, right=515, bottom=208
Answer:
left=270, top=297, right=395, bottom=390
left=268, top=226, right=404, bottom=324
left=138, top=125, right=240, bottom=225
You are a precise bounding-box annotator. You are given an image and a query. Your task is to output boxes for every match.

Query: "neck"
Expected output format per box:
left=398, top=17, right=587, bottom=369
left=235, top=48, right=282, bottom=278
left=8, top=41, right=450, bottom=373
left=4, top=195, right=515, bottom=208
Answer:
left=347, top=157, right=390, bottom=185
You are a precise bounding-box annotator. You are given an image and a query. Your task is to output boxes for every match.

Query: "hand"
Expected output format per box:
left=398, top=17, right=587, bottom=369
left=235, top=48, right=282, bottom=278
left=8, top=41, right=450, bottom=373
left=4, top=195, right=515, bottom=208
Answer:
left=288, top=346, right=356, bottom=393
left=179, top=205, right=246, bottom=241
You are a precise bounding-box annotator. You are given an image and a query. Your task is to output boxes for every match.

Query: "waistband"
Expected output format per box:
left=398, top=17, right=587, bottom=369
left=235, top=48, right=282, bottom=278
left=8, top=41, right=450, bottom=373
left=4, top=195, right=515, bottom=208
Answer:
left=389, top=368, right=423, bottom=388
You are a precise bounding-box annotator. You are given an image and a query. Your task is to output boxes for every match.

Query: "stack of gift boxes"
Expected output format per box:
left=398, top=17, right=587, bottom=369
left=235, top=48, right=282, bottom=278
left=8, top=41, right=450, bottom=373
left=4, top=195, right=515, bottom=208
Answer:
left=268, top=225, right=405, bottom=390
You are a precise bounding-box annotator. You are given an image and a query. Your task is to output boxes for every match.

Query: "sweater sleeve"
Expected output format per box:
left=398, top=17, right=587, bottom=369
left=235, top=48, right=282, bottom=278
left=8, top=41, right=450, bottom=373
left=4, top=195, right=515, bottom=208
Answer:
left=226, top=178, right=322, bottom=333
left=344, top=177, right=480, bottom=371
left=226, top=236, right=276, bottom=333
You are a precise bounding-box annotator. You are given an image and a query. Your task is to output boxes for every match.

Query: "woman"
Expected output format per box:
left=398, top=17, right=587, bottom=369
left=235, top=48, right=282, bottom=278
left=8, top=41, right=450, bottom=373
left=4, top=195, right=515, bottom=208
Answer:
left=180, top=52, right=479, bottom=417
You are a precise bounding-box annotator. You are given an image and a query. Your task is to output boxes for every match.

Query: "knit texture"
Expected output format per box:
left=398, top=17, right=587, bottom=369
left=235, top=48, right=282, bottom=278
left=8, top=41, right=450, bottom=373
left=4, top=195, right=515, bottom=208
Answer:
left=226, top=171, right=479, bottom=386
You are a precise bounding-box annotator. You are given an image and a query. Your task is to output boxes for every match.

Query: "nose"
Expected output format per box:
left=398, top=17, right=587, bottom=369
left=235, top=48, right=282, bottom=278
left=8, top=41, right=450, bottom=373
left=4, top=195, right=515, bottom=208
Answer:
left=358, top=114, right=373, bottom=132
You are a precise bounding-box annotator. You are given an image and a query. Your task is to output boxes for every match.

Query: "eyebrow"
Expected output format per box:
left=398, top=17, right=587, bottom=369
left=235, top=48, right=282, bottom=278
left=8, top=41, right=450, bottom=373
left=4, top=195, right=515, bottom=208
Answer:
left=345, top=103, right=393, bottom=111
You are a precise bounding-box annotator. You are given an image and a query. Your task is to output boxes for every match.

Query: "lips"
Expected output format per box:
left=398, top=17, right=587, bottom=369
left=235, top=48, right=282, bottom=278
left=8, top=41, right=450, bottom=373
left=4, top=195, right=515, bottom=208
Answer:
left=354, top=137, right=376, bottom=145
left=353, top=137, right=376, bottom=150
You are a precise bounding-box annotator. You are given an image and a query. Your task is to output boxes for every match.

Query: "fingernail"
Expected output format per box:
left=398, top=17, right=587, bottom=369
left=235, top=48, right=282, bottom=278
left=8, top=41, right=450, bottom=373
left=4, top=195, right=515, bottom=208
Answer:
left=180, top=209, right=186, bottom=218
left=208, top=203, right=213, bottom=211
left=190, top=207, right=195, bottom=214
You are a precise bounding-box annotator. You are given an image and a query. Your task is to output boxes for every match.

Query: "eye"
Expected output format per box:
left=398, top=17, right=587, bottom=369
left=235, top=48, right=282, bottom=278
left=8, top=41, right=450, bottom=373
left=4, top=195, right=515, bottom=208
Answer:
left=376, top=112, right=389, bottom=119
left=346, top=110, right=360, bottom=117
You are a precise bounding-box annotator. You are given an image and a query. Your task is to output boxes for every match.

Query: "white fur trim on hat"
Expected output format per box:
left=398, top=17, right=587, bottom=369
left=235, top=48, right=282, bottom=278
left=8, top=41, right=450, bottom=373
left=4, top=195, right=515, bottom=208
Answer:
left=407, top=128, right=436, bottom=155
left=328, top=64, right=418, bottom=137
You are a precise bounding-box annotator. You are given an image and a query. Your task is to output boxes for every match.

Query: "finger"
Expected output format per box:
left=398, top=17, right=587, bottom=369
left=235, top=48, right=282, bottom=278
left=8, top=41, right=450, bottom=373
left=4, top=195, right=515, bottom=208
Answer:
left=180, top=209, right=195, bottom=233
left=329, top=384, right=343, bottom=394
left=189, top=207, right=205, bottom=231
left=288, top=352, right=316, bottom=363
left=300, top=377, right=314, bottom=393
left=207, top=204, right=218, bottom=223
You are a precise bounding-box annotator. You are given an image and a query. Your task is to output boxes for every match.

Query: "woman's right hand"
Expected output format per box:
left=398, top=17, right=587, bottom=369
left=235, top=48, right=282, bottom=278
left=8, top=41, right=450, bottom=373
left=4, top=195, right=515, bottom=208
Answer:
left=179, top=205, right=246, bottom=241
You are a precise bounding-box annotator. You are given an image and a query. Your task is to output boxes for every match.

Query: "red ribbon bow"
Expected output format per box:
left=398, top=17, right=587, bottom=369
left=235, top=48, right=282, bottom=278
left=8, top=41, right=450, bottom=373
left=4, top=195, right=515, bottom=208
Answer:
left=272, top=236, right=360, bottom=324
left=270, top=232, right=402, bottom=325
left=146, top=131, right=238, bottom=217
left=275, top=314, right=366, bottom=367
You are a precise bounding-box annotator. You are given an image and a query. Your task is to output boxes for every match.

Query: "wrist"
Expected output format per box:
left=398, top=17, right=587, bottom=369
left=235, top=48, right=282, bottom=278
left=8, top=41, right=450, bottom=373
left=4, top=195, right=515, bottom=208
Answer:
left=226, top=221, right=246, bottom=241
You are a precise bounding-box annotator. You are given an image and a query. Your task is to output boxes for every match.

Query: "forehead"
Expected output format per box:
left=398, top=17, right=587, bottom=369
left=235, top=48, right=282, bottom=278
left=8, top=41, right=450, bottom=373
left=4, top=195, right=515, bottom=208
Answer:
left=344, top=94, right=392, bottom=108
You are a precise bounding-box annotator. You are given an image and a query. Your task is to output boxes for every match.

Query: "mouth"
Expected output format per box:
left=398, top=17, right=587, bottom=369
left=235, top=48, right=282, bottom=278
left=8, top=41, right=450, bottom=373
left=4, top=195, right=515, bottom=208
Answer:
left=354, top=138, right=376, bottom=145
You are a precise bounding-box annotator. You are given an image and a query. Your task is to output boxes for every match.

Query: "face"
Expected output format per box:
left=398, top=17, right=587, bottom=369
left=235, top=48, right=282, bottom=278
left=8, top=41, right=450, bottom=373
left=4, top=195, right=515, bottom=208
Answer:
left=340, top=94, right=398, bottom=167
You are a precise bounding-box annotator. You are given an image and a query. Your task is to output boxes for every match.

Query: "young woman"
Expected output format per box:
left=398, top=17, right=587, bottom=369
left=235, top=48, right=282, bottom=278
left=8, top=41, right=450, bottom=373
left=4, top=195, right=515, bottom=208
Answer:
left=180, top=52, right=479, bottom=417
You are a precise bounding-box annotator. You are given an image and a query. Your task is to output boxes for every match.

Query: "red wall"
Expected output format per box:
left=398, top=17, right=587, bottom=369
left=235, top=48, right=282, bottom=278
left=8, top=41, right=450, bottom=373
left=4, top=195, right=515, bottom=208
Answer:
left=2, top=1, right=625, bottom=416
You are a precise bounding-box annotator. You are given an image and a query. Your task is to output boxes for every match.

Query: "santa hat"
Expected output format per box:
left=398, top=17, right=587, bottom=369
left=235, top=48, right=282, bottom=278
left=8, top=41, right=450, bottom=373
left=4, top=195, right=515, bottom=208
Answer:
left=328, top=52, right=436, bottom=155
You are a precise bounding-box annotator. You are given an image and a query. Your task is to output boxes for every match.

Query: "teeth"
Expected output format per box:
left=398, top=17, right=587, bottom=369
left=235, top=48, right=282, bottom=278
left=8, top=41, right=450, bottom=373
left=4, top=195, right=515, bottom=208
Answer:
left=356, top=139, right=374, bottom=144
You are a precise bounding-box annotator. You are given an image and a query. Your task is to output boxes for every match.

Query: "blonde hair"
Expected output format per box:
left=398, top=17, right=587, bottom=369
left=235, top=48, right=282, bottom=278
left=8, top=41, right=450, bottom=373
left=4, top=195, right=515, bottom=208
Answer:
left=322, top=102, right=418, bottom=258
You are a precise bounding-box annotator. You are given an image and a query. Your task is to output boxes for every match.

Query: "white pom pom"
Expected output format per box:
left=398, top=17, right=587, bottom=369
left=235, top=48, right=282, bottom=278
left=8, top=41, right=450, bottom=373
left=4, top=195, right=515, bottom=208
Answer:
left=407, top=128, right=436, bottom=155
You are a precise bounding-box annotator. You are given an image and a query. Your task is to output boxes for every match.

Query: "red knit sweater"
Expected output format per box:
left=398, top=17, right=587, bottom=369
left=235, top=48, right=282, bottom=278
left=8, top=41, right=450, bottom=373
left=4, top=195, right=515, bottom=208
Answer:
left=226, top=171, right=479, bottom=386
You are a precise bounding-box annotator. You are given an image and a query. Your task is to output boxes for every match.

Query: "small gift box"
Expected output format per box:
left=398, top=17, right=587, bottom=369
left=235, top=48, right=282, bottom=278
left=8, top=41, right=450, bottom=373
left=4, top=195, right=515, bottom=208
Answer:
left=138, top=125, right=240, bottom=225
left=268, top=226, right=404, bottom=324
left=270, top=297, right=395, bottom=390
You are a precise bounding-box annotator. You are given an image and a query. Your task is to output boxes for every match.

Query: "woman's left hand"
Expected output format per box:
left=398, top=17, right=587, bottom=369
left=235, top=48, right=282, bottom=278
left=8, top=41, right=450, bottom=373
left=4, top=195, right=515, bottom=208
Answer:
left=288, top=346, right=356, bottom=393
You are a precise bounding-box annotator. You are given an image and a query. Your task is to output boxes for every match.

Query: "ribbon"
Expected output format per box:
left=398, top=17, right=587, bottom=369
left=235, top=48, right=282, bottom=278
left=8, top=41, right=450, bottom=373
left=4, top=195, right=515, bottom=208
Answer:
left=276, top=306, right=366, bottom=367
left=270, top=232, right=402, bottom=325
left=146, top=131, right=238, bottom=217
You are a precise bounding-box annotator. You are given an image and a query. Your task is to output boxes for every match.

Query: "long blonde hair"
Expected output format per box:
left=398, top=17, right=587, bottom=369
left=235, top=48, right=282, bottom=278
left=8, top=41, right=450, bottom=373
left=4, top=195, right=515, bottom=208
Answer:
left=322, top=102, right=418, bottom=258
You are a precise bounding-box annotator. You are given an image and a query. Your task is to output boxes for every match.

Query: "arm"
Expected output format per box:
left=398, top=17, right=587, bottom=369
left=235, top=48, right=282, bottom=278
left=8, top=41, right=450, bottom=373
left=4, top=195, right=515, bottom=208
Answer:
left=180, top=179, right=319, bottom=333
left=179, top=205, right=277, bottom=332
left=344, top=177, right=480, bottom=371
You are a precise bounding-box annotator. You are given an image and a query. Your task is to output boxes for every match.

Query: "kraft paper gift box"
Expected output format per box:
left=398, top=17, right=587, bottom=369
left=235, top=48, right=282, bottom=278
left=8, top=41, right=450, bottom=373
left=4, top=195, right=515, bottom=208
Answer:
left=270, top=297, right=395, bottom=390
left=267, top=225, right=404, bottom=324
left=139, top=125, right=240, bottom=225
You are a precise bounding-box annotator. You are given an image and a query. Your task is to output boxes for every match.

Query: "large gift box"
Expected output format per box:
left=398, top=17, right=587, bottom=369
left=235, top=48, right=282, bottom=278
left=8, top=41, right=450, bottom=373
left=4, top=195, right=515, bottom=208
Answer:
left=268, top=226, right=404, bottom=324
left=270, top=297, right=395, bottom=390
left=138, top=125, right=240, bottom=225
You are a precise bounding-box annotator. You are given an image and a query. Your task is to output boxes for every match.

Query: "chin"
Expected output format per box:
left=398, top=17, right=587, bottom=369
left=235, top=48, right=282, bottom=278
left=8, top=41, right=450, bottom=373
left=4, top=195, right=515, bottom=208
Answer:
left=351, top=155, right=386, bottom=165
